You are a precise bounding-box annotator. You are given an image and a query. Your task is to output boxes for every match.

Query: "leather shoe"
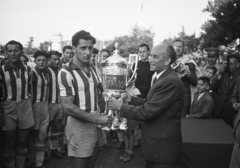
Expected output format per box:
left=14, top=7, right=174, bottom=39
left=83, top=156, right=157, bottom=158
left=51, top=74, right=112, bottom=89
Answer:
left=119, top=151, right=128, bottom=160
left=50, top=149, right=63, bottom=158
left=123, top=153, right=133, bottom=162
left=117, top=141, right=124, bottom=149
left=134, top=139, right=141, bottom=148
left=58, top=147, right=67, bottom=155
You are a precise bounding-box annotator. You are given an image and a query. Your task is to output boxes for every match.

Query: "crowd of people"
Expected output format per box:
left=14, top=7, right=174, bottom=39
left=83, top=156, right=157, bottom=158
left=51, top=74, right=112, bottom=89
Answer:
left=0, top=29, right=240, bottom=168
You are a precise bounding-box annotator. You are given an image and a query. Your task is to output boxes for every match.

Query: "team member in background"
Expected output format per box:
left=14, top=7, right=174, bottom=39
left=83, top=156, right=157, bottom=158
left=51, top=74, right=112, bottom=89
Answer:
left=20, top=54, right=29, bottom=65
left=60, top=45, right=72, bottom=67
left=0, top=40, right=34, bottom=168
left=58, top=30, right=113, bottom=168
left=47, top=51, right=66, bottom=158
left=27, top=50, right=49, bottom=168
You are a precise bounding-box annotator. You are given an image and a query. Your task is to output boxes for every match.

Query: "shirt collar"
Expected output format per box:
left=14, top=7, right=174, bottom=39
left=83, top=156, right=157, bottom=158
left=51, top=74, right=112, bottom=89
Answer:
left=34, top=66, right=47, bottom=75
left=153, top=69, right=167, bottom=80
left=4, top=61, right=26, bottom=71
left=68, top=60, right=91, bottom=70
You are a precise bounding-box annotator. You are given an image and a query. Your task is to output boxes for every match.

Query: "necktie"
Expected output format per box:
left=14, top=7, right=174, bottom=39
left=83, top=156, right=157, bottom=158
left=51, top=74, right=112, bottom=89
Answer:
left=152, top=77, right=157, bottom=86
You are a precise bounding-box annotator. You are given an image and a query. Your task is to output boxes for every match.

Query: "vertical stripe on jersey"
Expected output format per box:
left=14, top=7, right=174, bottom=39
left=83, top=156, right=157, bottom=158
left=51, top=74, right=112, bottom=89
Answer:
left=75, top=70, right=91, bottom=112
left=21, top=68, right=26, bottom=100
left=48, top=67, right=59, bottom=103
left=91, top=67, right=98, bottom=111
left=9, top=69, right=17, bottom=101
left=1, top=64, right=30, bottom=101
left=60, top=71, right=75, bottom=96
left=32, top=69, right=48, bottom=103
left=32, top=71, right=38, bottom=103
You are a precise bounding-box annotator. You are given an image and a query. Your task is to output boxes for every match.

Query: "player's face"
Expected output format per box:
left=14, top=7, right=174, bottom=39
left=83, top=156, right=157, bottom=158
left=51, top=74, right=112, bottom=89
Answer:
left=20, top=56, right=28, bottom=65
left=63, top=49, right=72, bottom=62
left=35, top=56, right=47, bottom=70
left=6, top=44, right=22, bottom=63
left=102, top=51, right=110, bottom=60
left=74, top=39, right=94, bottom=64
left=49, top=54, right=60, bottom=68
left=138, top=46, right=149, bottom=61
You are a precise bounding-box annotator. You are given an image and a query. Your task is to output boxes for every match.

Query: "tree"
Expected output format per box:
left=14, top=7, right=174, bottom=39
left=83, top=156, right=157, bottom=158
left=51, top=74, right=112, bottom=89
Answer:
left=105, top=24, right=155, bottom=55
left=24, top=37, right=36, bottom=55
left=201, top=0, right=240, bottom=47
left=161, top=26, right=199, bottom=53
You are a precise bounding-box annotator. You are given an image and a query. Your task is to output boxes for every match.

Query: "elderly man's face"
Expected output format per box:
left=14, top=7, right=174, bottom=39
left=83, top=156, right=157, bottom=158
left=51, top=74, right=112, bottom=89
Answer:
left=149, top=49, right=169, bottom=73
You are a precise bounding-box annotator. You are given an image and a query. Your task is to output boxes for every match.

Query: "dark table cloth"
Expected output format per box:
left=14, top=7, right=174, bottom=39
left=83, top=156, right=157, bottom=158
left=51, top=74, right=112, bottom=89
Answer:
left=180, top=118, right=235, bottom=168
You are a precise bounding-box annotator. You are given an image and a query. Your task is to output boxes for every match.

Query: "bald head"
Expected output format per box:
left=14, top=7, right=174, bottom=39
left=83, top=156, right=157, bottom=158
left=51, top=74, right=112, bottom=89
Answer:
left=151, top=44, right=176, bottom=64
left=149, top=44, right=176, bottom=74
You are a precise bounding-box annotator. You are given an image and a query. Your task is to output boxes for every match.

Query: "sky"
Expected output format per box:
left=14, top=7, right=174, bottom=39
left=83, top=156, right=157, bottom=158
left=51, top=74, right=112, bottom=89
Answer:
left=0, top=0, right=211, bottom=48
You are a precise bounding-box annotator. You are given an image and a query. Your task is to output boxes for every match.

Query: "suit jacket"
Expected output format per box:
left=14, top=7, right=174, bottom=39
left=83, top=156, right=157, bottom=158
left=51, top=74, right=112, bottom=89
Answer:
left=188, top=92, right=214, bottom=119
left=212, top=69, right=240, bottom=117
left=120, top=67, right=184, bottom=163
left=231, top=77, right=240, bottom=139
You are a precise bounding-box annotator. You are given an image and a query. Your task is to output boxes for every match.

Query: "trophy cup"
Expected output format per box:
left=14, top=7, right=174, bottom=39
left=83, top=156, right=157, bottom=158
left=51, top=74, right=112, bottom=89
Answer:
left=100, top=43, right=138, bottom=130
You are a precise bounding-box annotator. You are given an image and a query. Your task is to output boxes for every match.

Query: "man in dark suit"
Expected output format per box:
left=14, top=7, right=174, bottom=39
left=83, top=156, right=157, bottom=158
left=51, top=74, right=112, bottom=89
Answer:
left=212, top=53, right=240, bottom=127
left=230, top=74, right=240, bottom=168
left=108, top=44, right=184, bottom=168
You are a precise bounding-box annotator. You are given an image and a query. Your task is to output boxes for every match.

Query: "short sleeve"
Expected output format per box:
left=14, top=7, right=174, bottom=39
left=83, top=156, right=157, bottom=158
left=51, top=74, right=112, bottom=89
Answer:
left=58, top=69, right=75, bottom=97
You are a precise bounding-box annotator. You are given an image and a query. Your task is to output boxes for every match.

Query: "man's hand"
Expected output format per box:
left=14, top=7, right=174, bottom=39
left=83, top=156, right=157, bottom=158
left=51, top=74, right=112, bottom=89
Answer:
left=233, top=103, right=240, bottom=111
left=0, top=110, right=5, bottom=128
left=97, top=115, right=113, bottom=127
left=121, top=92, right=131, bottom=103
left=107, top=98, right=123, bottom=111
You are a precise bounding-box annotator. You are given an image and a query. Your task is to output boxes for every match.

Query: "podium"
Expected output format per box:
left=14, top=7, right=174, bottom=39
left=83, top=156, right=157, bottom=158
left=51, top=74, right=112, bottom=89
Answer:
left=180, top=119, right=235, bottom=168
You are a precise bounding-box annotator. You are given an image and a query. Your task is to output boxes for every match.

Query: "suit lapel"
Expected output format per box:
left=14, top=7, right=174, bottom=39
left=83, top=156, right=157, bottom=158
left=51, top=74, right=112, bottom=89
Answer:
left=234, top=111, right=240, bottom=137
left=229, top=72, right=239, bottom=89
left=223, top=73, right=230, bottom=89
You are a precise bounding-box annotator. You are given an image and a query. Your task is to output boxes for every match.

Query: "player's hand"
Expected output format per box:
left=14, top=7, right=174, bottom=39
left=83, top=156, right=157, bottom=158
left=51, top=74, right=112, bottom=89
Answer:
left=107, top=98, right=123, bottom=111
left=97, top=115, right=113, bottom=127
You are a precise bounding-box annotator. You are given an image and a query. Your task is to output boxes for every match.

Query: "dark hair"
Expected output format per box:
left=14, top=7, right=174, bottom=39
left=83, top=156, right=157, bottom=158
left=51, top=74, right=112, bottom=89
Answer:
left=48, top=50, right=62, bottom=58
left=21, top=54, right=29, bottom=62
left=5, top=40, right=23, bottom=52
left=33, top=50, right=48, bottom=59
left=1, top=58, right=9, bottom=66
left=62, top=45, right=72, bottom=53
left=166, top=45, right=177, bottom=64
left=92, top=48, right=99, bottom=54
left=228, top=53, right=240, bottom=62
left=172, top=39, right=185, bottom=48
left=206, top=65, right=217, bottom=75
left=72, top=30, right=96, bottom=47
left=138, top=43, right=150, bottom=51
left=101, top=49, right=110, bottom=56
left=198, top=76, right=210, bottom=86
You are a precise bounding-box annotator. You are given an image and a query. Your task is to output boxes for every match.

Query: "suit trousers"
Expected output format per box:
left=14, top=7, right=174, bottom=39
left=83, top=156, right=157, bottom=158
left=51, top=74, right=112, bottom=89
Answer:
left=145, top=160, right=178, bottom=168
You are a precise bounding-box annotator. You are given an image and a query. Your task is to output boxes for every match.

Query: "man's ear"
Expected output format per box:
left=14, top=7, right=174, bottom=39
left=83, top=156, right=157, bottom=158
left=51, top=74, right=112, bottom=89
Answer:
left=164, top=57, right=171, bottom=66
left=206, top=85, right=210, bottom=90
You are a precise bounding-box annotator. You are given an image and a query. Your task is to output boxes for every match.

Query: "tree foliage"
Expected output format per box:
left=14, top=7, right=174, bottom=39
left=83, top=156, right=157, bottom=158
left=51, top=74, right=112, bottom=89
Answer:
left=161, top=26, right=199, bottom=53
left=201, top=0, right=240, bottom=47
left=105, top=24, right=155, bottom=55
left=24, top=37, right=37, bottom=55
